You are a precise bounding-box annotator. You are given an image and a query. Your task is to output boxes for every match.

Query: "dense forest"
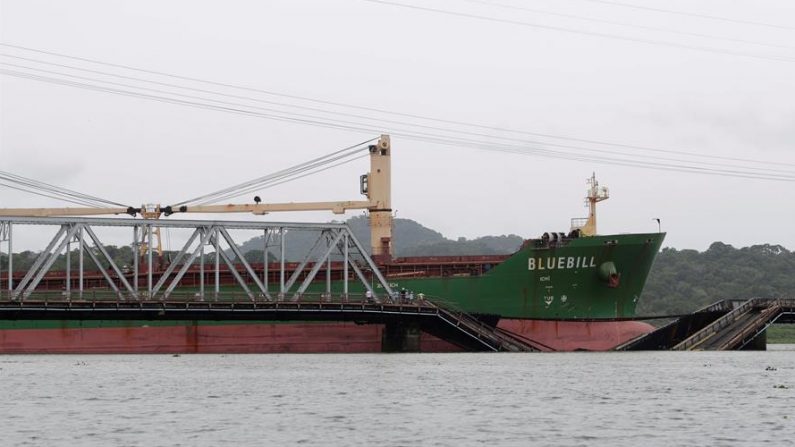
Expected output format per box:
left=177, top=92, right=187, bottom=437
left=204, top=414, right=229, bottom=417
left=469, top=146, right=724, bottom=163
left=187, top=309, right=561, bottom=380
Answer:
left=638, top=242, right=795, bottom=315
left=2, top=217, right=793, bottom=318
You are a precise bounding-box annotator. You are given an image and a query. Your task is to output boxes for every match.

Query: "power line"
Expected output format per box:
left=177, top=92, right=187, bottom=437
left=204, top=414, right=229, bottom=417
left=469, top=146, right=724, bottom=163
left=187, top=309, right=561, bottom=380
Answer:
left=9, top=60, right=795, bottom=177
left=4, top=54, right=795, bottom=175
left=9, top=60, right=795, bottom=181
left=3, top=65, right=795, bottom=184
left=4, top=67, right=795, bottom=184
left=2, top=42, right=792, bottom=169
left=359, top=0, right=795, bottom=64
left=461, top=0, right=795, bottom=51
left=0, top=169, right=128, bottom=207
left=0, top=182, right=114, bottom=208
left=577, top=0, right=795, bottom=32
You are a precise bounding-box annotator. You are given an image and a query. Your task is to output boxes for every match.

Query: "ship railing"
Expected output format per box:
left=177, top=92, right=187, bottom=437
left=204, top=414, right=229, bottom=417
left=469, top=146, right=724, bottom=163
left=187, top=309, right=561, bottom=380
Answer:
left=570, top=218, right=588, bottom=230
left=0, top=289, right=419, bottom=306
left=0, top=289, right=445, bottom=316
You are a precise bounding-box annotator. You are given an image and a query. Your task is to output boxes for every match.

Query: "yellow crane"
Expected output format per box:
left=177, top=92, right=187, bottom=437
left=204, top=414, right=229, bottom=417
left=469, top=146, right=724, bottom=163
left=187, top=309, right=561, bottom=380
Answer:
left=0, top=135, right=394, bottom=260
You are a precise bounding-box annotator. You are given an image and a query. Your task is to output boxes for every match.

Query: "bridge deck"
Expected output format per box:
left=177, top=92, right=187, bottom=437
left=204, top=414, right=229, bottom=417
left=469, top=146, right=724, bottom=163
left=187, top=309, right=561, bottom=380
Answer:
left=0, top=295, right=539, bottom=353
left=674, top=298, right=795, bottom=351
left=617, top=298, right=795, bottom=351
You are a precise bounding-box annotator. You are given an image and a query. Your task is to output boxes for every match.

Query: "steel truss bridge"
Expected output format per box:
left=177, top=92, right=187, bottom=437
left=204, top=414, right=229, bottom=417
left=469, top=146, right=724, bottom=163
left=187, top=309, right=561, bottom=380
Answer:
left=0, top=216, right=539, bottom=352
left=0, top=216, right=393, bottom=302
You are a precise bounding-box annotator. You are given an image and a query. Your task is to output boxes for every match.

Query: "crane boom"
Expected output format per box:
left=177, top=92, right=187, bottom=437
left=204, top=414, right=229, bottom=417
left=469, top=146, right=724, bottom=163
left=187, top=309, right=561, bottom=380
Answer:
left=0, top=135, right=395, bottom=260
left=175, top=200, right=373, bottom=215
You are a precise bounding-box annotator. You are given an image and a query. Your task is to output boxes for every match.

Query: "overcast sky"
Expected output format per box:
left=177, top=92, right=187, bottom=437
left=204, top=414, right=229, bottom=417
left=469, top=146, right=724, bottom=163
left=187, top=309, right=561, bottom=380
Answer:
left=1, top=0, right=794, bottom=251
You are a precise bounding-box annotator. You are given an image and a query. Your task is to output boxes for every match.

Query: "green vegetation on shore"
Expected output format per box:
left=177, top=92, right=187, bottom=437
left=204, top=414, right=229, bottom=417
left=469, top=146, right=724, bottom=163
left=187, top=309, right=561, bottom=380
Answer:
left=767, top=325, right=795, bottom=344
left=638, top=242, right=795, bottom=315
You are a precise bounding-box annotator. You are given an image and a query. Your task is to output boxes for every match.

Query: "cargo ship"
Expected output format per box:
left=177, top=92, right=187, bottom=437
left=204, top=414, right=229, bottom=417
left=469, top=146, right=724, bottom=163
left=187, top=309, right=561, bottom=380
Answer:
left=0, top=136, right=664, bottom=353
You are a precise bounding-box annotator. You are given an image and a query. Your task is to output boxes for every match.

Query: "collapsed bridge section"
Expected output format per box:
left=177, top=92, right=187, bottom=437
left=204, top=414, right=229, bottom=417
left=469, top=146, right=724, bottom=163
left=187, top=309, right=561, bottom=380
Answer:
left=616, top=298, right=795, bottom=351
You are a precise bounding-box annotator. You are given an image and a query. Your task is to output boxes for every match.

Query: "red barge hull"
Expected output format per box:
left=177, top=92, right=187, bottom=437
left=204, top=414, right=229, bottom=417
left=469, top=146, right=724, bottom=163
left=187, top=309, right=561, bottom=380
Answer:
left=0, top=319, right=652, bottom=354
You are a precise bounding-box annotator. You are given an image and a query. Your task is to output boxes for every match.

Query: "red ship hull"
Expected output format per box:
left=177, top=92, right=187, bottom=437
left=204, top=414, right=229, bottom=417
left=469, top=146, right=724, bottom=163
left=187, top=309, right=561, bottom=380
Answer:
left=0, top=319, right=652, bottom=354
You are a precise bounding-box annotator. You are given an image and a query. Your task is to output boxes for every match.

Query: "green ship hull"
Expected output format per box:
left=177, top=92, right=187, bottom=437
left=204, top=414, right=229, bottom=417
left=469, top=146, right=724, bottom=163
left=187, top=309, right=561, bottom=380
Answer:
left=303, top=231, right=665, bottom=320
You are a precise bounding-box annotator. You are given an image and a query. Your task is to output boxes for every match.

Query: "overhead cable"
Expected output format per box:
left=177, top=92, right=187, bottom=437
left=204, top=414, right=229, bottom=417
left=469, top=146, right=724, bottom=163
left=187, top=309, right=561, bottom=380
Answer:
left=3, top=59, right=795, bottom=176
left=1, top=43, right=792, bottom=169
left=0, top=170, right=128, bottom=207
left=359, top=0, right=795, bottom=64
left=461, top=0, right=795, bottom=51
left=577, top=0, right=795, bottom=32
left=3, top=67, right=795, bottom=183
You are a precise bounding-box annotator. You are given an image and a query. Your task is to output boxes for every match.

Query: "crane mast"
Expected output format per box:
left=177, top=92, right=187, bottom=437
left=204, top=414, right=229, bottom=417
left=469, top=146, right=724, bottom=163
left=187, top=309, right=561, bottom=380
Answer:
left=0, top=135, right=395, bottom=260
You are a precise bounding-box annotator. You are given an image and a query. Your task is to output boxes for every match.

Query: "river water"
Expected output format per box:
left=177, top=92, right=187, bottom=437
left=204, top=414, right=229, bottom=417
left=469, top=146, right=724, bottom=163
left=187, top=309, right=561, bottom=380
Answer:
left=1, top=346, right=793, bottom=446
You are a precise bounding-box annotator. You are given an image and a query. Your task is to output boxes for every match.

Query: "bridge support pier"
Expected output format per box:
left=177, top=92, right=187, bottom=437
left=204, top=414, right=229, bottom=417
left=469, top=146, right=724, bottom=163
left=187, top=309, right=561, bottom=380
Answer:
left=741, top=330, right=767, bottom=351
left=382, top=321, right=421, bottom=352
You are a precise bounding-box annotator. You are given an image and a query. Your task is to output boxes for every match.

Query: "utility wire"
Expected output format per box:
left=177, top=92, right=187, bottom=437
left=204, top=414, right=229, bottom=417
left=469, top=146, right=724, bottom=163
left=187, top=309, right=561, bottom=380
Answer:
left=2, top=42, right=792, bottom=169
left=359, top=0, right=795, bottom=64
left=4, top=59, right=795, bottom=177
left=0, top=169, right=127, bottom=207
left=577, top=0, right=795, bottom=32
left=0, top=68, right=384, bottom=140
left=0, top=182, right=115, bottom=207
left=461, top=0, right=795, bottom=51
left=4, top=67, right=795, bottom=183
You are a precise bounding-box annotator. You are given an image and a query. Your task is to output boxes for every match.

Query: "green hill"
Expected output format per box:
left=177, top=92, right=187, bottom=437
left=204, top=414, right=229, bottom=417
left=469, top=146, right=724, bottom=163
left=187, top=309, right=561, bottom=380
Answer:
left=236, top=215, right=524, bottom=259
left=638, top=242, right=795, bottom=315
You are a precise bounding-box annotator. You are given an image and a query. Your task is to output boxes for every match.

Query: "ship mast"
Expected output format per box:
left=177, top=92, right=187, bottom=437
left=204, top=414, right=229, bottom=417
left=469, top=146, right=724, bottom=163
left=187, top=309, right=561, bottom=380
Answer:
left=574, top=173, right=609, bottom=236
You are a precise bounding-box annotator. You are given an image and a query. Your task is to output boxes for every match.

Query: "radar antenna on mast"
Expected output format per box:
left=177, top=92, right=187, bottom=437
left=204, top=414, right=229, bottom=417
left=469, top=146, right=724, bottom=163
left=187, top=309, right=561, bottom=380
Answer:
left=570, top=173, right=609, bottom=236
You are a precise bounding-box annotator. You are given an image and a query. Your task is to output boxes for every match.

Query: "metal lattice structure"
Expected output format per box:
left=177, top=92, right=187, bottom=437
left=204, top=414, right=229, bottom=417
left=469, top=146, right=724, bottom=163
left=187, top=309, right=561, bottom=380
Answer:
left=0, top=216, right=394, bottom=302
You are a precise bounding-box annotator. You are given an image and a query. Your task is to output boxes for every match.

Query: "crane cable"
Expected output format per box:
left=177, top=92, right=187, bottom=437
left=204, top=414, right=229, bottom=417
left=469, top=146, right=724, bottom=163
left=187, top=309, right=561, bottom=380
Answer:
left=172, top=138, right=376, bottom=206
left=0, top=169, right=129, bottom=208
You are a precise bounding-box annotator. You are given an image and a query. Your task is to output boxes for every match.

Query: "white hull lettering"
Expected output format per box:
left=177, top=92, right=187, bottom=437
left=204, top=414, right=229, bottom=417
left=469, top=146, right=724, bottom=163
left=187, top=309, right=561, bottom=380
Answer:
left=528, top=256, right=597, bottom=271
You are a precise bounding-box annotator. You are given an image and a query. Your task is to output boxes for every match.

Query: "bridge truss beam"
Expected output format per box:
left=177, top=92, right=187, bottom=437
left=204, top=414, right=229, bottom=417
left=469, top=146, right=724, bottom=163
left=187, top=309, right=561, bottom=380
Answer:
left=0, top=216, right=394, bottom=303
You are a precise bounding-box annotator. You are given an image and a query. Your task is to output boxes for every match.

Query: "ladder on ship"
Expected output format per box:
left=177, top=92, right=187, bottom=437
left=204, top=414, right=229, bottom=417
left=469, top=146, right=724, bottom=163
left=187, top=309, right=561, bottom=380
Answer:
left=672, top=298, right=795, bottom=351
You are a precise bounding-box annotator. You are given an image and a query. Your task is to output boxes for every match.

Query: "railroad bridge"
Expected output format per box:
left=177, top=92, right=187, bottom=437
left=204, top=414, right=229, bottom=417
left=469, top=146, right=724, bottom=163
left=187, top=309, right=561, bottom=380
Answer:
left=0, top=216, right=539, bottom=353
